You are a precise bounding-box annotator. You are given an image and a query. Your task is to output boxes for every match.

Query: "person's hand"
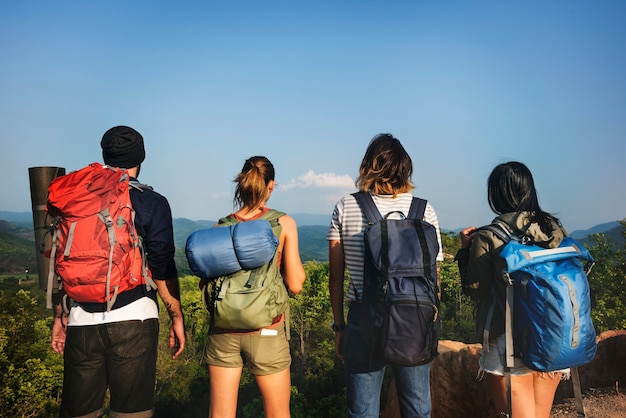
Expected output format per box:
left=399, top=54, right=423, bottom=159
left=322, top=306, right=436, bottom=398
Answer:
left=460, top=227, right=478, bottom=249
left=51, top=315, right=67, bottom=355
left=169, top=319, right=186, bottom=359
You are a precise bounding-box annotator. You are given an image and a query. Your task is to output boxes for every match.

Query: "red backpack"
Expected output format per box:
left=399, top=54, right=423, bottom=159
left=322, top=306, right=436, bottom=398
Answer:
left=46, top=162, right=156, bottom=311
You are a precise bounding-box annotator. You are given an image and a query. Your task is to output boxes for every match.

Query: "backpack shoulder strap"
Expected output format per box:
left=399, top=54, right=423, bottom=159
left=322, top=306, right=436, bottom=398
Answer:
left=217, top=215, right=238, bottom=226
left=129, top=180, right=153, bottom=192
left=218, top=209, right=286, bottom=227
left=479, top=222, right=512, bottom=243
left=351, top=192, right=382, bottom=223
left=407, top=197, right=427, bottom=221
left=259, top=209, right=286, bottom=226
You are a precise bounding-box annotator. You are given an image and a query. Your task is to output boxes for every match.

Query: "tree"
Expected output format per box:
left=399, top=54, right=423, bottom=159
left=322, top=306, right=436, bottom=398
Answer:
left=586, top=219, right=626, bottom=332
left=154, top=275, right=210, bottom=416
left=288, top=261, right=346, bottom=416
left=438, top=231, right=477, bottom=343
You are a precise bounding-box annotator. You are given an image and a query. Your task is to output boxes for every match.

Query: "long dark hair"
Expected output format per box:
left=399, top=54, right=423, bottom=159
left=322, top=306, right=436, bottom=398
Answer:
left=487, top=161, right=558, bottom=233
left=233, top=156, right=275, bottom=210
left=356, top=133, right=414, bottom=197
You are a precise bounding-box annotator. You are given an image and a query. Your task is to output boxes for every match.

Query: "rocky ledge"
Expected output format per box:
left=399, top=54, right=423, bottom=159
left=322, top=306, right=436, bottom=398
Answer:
left=381, top=330, right=626, bottom=417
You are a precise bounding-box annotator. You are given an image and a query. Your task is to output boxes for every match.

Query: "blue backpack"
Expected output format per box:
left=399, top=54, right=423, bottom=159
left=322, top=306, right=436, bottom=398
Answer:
left=353, top=192, right=441, bottom=366
left=483, top=223, right=597, bottom=372
left=483, top=223, right=597, bottom=416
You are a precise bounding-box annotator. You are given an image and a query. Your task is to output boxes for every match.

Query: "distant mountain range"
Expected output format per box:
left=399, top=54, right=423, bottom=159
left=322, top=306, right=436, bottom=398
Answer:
left=1, top=211, right=622, bottom=274
left=3, top=210, right=620, bottom=238
left=569, top=221, right=622, bottom=239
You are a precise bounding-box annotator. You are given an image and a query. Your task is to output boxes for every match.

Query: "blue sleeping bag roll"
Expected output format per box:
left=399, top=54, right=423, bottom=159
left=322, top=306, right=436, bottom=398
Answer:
left=185, top=219, right=279, bottom=279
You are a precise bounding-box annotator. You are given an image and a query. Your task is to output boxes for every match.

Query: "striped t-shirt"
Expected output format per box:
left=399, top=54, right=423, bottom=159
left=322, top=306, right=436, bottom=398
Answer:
left=326, top=192, right=444, bottom=302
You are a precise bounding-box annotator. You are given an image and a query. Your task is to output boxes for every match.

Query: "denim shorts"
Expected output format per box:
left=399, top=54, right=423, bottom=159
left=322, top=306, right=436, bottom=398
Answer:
left=204, top=321, right=291, bottom=376
left=60, top=318, right=159, bottom=418
left=479, top=334, right=570, bottom=378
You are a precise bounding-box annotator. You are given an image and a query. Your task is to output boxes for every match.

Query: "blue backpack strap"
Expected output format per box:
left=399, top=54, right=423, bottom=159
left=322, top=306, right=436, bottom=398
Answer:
left=352, top=192, right=382, bottom=223
left=351, top=192, right=388, bottom=305
left=407, top=197, right=435, bottom=286
left=407, top=197, right=427, bottom=221
left=353, top=192, right=427, bottom=222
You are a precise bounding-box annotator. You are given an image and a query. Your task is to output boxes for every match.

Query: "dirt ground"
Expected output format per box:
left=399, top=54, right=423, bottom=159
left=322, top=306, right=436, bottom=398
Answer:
left=550, top=387, right=626, bottom=418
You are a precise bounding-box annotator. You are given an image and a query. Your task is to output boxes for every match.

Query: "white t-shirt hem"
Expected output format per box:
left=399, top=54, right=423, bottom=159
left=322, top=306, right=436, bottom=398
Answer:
left=67, top=296, right=159, bottom=326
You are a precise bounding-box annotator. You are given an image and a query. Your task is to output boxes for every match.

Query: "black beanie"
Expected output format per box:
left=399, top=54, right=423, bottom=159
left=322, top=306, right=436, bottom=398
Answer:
left=101, top=125, right=146, bottom=169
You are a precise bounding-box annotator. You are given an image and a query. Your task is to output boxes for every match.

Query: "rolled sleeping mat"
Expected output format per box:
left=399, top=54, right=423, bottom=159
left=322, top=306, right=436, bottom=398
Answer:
left=185, top=219, right=279, bottom=279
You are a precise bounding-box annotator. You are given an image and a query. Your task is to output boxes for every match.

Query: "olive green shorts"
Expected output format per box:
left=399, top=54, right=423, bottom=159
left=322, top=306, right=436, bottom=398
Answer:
left=204, top=322, right=291, bottom=376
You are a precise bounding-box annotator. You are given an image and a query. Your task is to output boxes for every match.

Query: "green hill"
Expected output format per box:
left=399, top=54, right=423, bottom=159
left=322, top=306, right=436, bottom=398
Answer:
left=297, top=225, right=328, bottom=262
left=173, top=218, right=214, bottom=248
left=5, top=214, right=621, bottom=277
left=0, top=221, right=37, bottom=274
left=0, top=216, right=329, bottom=277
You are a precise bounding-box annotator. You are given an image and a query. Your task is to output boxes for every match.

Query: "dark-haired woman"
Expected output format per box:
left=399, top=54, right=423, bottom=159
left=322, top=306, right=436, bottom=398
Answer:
left=203, top=156, right=305, bottom=418
left=327, top=134, right=444, bottom=418
left=456, top=161, right=569, bottom=418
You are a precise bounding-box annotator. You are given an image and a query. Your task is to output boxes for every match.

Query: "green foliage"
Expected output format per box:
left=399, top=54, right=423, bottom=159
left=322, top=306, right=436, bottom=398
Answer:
left=0, top=289, right=62, bottom=418
left=438, top=231, right=477, bottom=343
left=154, top=275, right=210, bottom=416
left=438, top=259, right=478, bottom=343
left=585, top=219, right=626, bottom=333
left=289, top=262, right=343, bottom=396
left=0, top=226, right=37, bottom=274
left=1, top=221, right=624, bottom=417
left=296, top=226, right=329, bottom=262
left=289, top=386, right=346, bottom=418
left=440, top=229, right=461, bottom=257
left=174, top=247, right=193, bottom=276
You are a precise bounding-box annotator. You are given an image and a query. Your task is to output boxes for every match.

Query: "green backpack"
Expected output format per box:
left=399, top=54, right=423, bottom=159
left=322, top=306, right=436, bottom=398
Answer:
left=201, top=209, right=290, bottom=332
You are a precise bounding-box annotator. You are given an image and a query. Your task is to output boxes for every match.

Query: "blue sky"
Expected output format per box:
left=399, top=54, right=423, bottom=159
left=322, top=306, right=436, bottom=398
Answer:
left=1, top=1, right=625, bottom=232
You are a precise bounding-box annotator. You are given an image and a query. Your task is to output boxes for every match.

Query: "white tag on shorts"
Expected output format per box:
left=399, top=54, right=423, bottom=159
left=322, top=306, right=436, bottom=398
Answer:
left=260, top=328, right=278, bottom=336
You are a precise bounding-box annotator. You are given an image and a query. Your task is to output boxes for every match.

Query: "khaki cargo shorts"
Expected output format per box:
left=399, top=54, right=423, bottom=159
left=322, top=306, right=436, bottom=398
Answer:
left=204, top=321, right=291, bottom=376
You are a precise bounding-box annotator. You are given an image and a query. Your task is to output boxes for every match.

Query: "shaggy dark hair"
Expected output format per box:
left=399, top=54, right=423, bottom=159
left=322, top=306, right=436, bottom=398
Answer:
left=356, top=133, right=414, bottom=197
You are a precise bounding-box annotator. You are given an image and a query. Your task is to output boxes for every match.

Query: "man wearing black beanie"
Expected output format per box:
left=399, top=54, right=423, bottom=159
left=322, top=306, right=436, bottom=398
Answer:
left=51, top=125, right=185, bottom=418
left=101, top=125, right=146, bottom=169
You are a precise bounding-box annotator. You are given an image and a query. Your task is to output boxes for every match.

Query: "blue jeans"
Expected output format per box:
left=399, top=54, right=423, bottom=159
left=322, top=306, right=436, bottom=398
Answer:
left=60, top=319, right=159, bottom=418
left=344, top=303, right=432, bottom=418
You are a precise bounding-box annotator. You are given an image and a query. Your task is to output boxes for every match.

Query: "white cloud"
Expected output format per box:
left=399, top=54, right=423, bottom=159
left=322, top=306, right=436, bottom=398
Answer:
left=278, top=170, right=354, bottom=191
